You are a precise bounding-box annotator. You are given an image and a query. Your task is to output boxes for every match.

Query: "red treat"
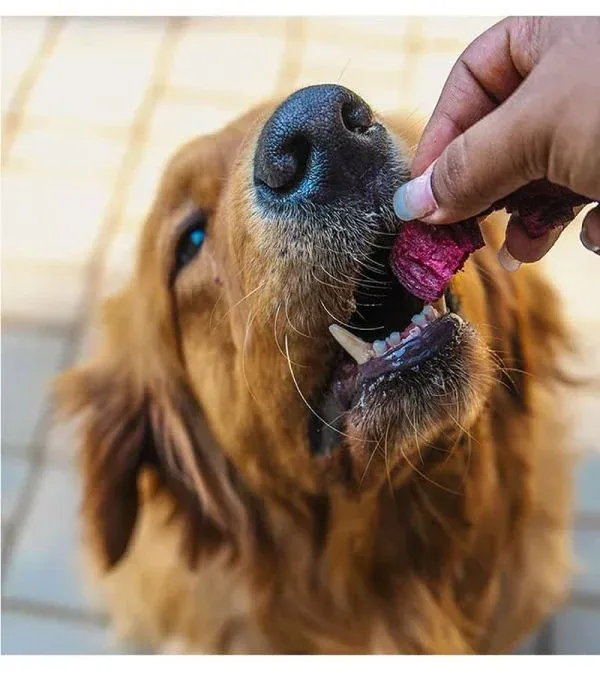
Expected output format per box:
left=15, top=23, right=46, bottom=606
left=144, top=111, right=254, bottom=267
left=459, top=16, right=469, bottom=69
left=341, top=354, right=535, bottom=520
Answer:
left=390, top=179, right=591, bottom=302
left=390, top=218, right=484, bottom=303
left=489, top=180, right=589, bottom=238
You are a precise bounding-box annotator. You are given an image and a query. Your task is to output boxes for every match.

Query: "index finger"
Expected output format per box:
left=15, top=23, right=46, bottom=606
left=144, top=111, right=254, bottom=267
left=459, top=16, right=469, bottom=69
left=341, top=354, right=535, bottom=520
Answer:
left=412, top=17, right=531, bottom=177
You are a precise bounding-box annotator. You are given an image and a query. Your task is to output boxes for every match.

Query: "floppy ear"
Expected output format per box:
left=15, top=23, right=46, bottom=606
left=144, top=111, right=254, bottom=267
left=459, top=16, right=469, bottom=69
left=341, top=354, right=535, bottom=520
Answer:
left=55, top=313, right=250, bottom=570
left=56, top=363, right=150, bottom=567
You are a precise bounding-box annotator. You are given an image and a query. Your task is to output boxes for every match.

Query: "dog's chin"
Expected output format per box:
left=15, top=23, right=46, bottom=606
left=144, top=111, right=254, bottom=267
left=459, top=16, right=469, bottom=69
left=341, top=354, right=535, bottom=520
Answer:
left=310, top=309, right=490, bottom=457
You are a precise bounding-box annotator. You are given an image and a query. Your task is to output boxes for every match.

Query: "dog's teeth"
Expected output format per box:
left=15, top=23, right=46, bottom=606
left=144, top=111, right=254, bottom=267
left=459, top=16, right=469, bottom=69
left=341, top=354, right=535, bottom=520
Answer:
left=423, top=305, right=438, bottom=321
left=407, top=326, right=421, bottom=340
left=435, top=295, right=448, bottom=315
left=328, top=324, right=372, bottom=364
left=373, top=340, right=388, bottom=356
left=411, top=312, right=428, bottom=327
left=388, top=331, right=401, bottom=347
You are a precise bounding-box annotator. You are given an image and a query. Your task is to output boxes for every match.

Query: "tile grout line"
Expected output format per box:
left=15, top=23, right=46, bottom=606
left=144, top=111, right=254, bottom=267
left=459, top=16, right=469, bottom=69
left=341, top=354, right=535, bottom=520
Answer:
left=0, top=326, right=83, bottom=580
left=67, top=17, right=188, bottom=332
left=1, top=18, right=187, bottom=582
left=274, top=17, right=307, bottom=97
left=2, top=18, right=66, bottom=166
left=2, top=596, right=109, bottom=627
left=397, top=18, right=428, bottom=123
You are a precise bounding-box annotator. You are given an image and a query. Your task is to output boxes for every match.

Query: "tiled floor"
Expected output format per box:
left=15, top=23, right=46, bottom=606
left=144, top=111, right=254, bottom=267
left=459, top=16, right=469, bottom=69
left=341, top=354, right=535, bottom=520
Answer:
left=2, top=16, right=600, bottom=655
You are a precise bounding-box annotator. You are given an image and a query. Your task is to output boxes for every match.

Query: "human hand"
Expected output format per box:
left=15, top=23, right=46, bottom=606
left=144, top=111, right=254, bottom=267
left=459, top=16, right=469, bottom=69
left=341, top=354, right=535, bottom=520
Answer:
left=393, top=16, right=600, bottom=268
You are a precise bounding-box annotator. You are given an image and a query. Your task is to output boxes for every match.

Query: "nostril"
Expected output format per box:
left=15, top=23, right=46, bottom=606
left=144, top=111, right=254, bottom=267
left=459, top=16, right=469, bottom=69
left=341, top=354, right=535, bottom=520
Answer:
left=256, top=134, right=311, bottom=194
left=341, top=100, right=374, bottom=134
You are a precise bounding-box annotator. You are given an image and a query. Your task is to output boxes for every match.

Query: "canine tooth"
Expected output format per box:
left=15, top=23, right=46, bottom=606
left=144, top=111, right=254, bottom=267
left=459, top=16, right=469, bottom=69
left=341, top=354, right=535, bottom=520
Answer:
left=435, top=295, right=448, bottom=315
left=328, top=324, right=372, bottom=364
left=373, top=340, right=388, bottom=356
left=388, top=331, right=401, bottom=346
left=406, top=326, right=421, bottom=340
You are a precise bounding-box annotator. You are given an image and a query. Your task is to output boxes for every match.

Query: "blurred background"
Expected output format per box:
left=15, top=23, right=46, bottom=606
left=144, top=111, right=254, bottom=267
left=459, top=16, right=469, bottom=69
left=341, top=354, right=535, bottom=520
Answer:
left=1, top=16, right=599, bottom=655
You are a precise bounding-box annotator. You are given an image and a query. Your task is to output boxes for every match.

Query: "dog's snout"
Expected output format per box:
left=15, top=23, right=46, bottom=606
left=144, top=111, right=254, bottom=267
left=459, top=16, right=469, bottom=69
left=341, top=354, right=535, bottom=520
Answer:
left=253, top=84, right=390, bottom=204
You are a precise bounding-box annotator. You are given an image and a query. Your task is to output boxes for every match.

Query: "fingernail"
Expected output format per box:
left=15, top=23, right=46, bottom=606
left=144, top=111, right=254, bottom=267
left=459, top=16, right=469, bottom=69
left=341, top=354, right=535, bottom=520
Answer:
left=498, top=243, right=522, bottom=272
left=393, top=161, right=439, bottom=221
left=580, top=226, right=600, bottom=255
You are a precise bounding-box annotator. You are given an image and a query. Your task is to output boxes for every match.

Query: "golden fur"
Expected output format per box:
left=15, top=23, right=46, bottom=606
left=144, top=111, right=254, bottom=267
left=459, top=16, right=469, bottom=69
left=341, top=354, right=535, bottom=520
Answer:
left=57, top=93, right=574, bottom=654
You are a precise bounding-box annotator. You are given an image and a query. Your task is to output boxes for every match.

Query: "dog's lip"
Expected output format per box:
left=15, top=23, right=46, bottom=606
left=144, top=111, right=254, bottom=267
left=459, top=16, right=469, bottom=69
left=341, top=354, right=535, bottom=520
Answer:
left=332, top=313, right=464, bottom=408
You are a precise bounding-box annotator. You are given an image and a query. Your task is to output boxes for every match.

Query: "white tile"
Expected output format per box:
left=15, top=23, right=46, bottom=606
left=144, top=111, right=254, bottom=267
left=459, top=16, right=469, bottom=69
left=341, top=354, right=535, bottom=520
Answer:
left=119, top=143, right=175, bottom=227
left=97, top=227, right=139, bottom=300
left=149, top=98, right=242, bottom=147
left=418, top=17, right=501, bottom=45
left=1, top=17, right=50, bottom=112
left=1, top=455, right=31, bottom=525
left=186, top=16, right=286, bottom=38
left=169, top=29, right=285, bottom=102
left=4, top=464, right=93, bottom=610
left=1, top=612, right=113, bottom=655
left=60, top=16, right=167, bottom=50
left=8, top=126, right=128, bottom=179
left=554, top=606, right=600, bottom=654
left=304, top=17, right=411, bottom=43
left=1, top=328, right=66, bottom=448
left=2, top=174, right=111, bottom=266
left=407, top=52, right=461, bottom=117
left=26, top=19, right=166, bottom=127
left=541, top=206, right=600, bottom=325
left=576, top=454, right=600, bottom=516
left=573, top=529, right=600, bottom=594
left=1, top=260, right=85, bottom=324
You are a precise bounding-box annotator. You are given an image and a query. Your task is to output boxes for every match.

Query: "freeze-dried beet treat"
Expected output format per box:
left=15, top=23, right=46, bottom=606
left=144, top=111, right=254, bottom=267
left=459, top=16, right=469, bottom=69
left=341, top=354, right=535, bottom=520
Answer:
left=489, top=180, right=590, bottom=238
left=390, top=179, right=591, bottom=301
left=389, top=218, right=484, bottom=303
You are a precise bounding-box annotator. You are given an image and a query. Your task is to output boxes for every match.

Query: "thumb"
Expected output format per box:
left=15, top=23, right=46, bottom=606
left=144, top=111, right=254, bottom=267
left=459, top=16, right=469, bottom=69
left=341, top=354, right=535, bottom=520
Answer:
left=393, top=84, right=547, bottom=225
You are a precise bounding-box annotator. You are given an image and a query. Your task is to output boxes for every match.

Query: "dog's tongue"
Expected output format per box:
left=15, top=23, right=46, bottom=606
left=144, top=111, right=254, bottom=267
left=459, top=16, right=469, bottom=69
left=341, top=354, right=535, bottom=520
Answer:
left=389, top=179, right=591, bottom=302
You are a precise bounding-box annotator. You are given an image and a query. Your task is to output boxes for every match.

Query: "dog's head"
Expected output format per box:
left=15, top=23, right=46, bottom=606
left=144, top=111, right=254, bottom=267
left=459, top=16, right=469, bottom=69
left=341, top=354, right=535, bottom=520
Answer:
left=58, top=85, right=567, bottom=571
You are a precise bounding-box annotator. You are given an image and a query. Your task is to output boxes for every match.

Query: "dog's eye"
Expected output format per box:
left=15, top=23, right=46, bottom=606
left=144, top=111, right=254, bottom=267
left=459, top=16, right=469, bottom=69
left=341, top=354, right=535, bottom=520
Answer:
left=174, top=212, right=206, bottom=273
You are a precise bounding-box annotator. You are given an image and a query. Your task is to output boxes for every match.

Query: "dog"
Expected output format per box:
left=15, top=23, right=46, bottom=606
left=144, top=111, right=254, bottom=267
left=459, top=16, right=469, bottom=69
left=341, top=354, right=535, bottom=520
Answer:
left=57, top=84, right=575, bottom=654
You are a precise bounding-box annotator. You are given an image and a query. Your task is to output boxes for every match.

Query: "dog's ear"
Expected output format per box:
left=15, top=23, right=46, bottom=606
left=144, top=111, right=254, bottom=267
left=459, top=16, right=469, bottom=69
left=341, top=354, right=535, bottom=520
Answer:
left=56, top=363, right=150, bottom=567
left=55, top=297, right=249, bottom=570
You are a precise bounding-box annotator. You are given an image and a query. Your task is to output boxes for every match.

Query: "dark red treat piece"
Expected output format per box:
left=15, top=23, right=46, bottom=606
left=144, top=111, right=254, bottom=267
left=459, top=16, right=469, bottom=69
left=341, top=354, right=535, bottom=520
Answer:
left=390, top=179, right=591, bottom=301
left=390, top=219, right=483, bottom=303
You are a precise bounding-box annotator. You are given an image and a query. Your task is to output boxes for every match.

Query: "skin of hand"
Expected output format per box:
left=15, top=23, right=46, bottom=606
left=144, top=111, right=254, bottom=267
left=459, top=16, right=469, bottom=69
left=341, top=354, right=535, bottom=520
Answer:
left=393, top=16, right=600, bottom=268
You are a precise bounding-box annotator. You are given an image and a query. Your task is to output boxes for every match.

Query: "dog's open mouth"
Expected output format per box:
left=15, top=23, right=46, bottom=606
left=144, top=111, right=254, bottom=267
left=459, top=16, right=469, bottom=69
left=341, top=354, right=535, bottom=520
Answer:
left=309, top=238, right=465, bottom=455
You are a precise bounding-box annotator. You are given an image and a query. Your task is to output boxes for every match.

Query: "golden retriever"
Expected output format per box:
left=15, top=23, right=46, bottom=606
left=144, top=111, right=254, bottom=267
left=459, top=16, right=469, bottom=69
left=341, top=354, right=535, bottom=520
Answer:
left=57, top=84, right=574, bottom=654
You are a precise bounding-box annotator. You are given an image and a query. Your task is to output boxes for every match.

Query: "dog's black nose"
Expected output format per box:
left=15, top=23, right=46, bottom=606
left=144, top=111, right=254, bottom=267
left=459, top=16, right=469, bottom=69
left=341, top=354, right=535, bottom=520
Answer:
left=253, top=84, right=391, bottom=204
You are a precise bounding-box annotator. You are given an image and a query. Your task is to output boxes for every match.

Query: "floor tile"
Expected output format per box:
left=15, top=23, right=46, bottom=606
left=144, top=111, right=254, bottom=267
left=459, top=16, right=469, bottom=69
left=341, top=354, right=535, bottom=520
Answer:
left=1, top=327, right=67, bottom=448
left=407, top=52, right=462, bottom=117
left=1, top=260, right=85, bottom=324
left=3, top=464, right=92, bottom=611
left=1, top=611, right=112, bottom=655
left=1, top=455, right=32, bottom=526
left=8, top=125, right=128, bottom=180
left=575, top=453, right=600, bottom=517
left=148, top=97, right=242, bottom=147
left=554, top=605, right=600, bottom=654
left=418, top=17, right=501, bottom=45
left=573, top=529, right=600, bottom=595
left=26, top=19, right=166, bottom=127
left=303, top=16, right=411, bottom=43
left=169, top=28, right=285, bottom=102
left=541, top=211, right=600, bottom=325
left=1, top=17, right=50, bottom=112
left=296, top=41, right=408, bottom=113
left=118, top=141, right=178, bottom=229
left=2, top=174, right=112, bottom=265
